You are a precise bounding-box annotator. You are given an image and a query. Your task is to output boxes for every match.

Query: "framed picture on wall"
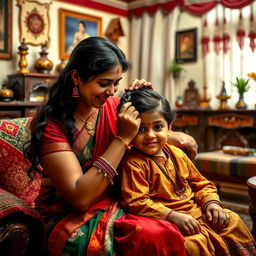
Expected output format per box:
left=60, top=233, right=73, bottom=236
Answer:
left=0, top=0, right=12, bottom=59
left=59, top=9, right=102, bottom=60
left=175, top=28, right=197, bottom=63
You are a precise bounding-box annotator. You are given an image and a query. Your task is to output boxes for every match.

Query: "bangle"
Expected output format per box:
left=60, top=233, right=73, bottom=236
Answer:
left=92, top=157, right=118, bottom=185
left=115, top=136, right=130, bottom=150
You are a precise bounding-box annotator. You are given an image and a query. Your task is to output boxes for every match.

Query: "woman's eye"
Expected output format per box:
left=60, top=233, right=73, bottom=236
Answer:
left=98, top=83, right=108, bottom=87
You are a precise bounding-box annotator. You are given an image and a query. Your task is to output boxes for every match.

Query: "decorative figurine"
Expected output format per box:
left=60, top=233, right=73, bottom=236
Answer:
left=184, top=80, right=200, bottom=109
left=200, top=84, right=211, bottom=109
left=17, top=38, right=30, bottom=74
left=105, top=18, right=124, bottom=44
left=217, top=81, right=230, bottom=110
left=35, top=41, right=53, bottom=73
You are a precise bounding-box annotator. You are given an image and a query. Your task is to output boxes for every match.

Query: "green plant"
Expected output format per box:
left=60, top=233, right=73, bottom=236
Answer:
left=166, top=60, right=186, bottom=73
left=232, top=77, right=250, bottom=96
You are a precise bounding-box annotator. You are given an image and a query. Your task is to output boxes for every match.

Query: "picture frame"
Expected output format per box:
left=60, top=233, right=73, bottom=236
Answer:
left=17, top=0, right=51, bottom=46
left=0, top=0, right=12, bottom=59
left=59, top=9, right=102, bottom=60
left=175, top=28, right=197, bottom=63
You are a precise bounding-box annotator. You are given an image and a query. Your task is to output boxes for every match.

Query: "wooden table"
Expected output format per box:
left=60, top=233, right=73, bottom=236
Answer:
left=247, top=176, right=256, bottom=240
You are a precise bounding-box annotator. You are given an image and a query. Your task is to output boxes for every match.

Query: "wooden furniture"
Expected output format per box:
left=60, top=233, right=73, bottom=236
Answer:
left=247, top=176, right=256, bottom=240
left=0, top=73, right=57, bottom=119
left=172, top=109, right=256, bottom=153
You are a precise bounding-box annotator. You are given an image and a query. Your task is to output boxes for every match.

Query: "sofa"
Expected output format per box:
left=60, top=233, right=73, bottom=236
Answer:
left=0, top=117, right=45, bottom=256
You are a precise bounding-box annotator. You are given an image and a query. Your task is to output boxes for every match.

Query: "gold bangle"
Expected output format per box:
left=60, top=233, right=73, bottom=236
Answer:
left=115, top=136, right=130, bottom=150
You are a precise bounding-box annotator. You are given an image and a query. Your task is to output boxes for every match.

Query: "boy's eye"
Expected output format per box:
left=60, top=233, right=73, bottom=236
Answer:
left=138, top=127, right=146, bottom=133
left=154, top=125, right=163, bottom=130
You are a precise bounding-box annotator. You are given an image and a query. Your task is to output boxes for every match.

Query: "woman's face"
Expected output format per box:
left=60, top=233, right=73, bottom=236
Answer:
left=77, top=65, right=123, bottom=109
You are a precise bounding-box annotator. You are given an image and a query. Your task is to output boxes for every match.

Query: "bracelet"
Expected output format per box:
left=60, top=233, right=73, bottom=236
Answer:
left=115, top=136, right=130, bottom=150
left=92, top=157, right=118, bottom=185
left=203, top=200, right=223, bottom=212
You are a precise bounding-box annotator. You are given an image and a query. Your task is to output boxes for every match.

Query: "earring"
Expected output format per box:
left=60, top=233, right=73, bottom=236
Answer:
left=72, top=84, right=80, bottom=98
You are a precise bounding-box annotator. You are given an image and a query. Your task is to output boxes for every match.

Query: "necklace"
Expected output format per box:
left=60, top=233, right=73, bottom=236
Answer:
left=151, top=148, right=186, bottom=199
left=74, top=112, right=95, bottom=134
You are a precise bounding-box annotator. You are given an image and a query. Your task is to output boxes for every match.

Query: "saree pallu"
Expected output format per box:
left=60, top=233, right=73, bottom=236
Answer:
left=36, top=97, right=186, bottom=256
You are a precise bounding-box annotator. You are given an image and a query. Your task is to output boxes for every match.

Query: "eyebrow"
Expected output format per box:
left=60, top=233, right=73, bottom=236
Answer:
left=141, top=120, right=165, bottom=125
left=98, top=77, right=123, bottom=83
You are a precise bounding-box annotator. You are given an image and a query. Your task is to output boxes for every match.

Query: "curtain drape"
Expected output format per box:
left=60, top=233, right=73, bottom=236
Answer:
left=203, top=3, right=256, bottom=109
left=129, top=8, right=181, bottom=107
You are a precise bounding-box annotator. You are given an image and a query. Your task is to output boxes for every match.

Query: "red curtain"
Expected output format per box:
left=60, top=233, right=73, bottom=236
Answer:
left=129, top=0, right=254, bottom=17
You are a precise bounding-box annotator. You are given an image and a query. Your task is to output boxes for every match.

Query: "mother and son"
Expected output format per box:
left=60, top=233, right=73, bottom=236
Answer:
left=24, top=36, right=256, bottom=255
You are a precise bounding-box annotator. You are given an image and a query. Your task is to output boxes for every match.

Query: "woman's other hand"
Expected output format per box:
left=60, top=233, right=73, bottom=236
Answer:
left=168, top=131, right=198, bottom=159
left=116, top=102, right=141, bottom=145
left=125, top=79, right=153, bottom=91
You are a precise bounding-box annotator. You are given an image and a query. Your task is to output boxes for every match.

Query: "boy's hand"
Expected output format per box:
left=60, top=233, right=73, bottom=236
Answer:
left=205, top=203, right=230, bottom=229
left=168, top=211, right=201, bottom=236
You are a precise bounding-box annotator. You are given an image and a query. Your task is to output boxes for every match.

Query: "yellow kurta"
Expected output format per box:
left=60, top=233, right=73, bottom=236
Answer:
left=120, top=144, right=256, bottom=256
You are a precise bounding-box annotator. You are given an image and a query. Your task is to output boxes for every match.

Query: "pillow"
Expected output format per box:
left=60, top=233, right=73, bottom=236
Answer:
left=0, top=118, right=41, bottom=206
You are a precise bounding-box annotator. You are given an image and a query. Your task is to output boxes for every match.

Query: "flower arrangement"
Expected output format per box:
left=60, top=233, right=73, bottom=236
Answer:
left=248, top=72, right=256, bottom=81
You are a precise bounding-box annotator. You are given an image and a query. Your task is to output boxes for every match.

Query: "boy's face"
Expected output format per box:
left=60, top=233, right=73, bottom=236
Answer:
left=133, top=111, right=170, bottom=157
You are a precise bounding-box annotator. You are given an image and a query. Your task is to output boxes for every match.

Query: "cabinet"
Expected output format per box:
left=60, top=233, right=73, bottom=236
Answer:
left=172, top=109, right=256, bottom=152
left=0, top=73, right=57, bottom=119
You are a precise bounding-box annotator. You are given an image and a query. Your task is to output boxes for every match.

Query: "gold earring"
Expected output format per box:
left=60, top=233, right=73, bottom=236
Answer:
left=72, top=84, right=80, bottom=98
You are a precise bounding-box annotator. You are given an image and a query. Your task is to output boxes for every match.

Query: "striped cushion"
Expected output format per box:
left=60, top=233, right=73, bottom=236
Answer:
left=195, top=151, right=256, bottom=178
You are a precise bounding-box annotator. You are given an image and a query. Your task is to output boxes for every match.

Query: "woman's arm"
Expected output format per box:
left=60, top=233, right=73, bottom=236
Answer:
left=168, top=130, right=198, bottom=159
left=40, top=102, right=140, bottom=212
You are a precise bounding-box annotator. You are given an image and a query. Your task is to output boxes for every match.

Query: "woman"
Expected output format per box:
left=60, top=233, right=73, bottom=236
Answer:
left=25, top=37, right=196, bottom=255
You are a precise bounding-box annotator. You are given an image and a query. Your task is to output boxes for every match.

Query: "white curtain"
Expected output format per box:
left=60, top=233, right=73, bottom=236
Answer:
left=129, top=8, right=181, bottom=108
left=204, top=2, right=256, bottom=109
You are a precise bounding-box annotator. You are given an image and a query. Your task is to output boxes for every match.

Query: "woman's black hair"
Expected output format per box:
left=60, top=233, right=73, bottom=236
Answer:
left=24, top=36, right=129, bottom=176
left=118, top=87, right=175, bottom=125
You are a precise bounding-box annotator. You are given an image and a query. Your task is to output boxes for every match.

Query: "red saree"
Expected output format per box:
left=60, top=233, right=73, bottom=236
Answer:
left=36, top=97, right=186, bottom=256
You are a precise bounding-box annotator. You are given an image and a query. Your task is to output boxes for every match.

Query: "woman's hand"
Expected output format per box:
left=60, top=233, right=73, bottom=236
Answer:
left=125, top=79, right=153, bottom=91
left=116, top=102, right=141, bottom=145
left=205, top=203, right=230, bottom=230
left=168, top=211, right=201, bottom=236
left=168, top=131, right=198, bottom=159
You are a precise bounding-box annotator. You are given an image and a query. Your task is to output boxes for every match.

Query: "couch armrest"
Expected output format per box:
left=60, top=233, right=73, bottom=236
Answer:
left=0, top=189, right=45, bottom=255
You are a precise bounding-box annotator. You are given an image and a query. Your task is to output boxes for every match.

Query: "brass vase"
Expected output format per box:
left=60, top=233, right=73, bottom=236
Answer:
left=35, top=42, right=53, bottom=74
left=235, top=95, right=247, bottom=109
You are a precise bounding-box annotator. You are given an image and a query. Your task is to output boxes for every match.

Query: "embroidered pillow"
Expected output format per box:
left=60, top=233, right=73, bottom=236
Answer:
left=0, top=117, right=41, bottom=206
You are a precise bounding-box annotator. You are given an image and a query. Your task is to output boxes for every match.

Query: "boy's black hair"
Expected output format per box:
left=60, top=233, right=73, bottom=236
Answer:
left=118, top=87, right=175, bottom=125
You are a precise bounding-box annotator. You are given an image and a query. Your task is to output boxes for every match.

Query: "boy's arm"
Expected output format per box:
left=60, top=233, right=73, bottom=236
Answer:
left=185, top=154, right=222, bottom=210
left=119, top=161, right=172, bottom=220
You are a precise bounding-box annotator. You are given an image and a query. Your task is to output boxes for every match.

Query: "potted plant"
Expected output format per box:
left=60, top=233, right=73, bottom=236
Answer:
left=232, top=77, right=250, bottom=109
left=166, top=60, right=186, bottom=79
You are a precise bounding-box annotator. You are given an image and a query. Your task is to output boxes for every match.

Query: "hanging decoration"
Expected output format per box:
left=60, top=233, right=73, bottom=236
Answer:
left=236, top=10, right=246, bottom=49
left=222, top=15, right=230, bottom=54
left=201, top=18, right=210, bottom=55
left=248, top=6, right=256, bottom=52
left=213, top=16, right=222, bottom=55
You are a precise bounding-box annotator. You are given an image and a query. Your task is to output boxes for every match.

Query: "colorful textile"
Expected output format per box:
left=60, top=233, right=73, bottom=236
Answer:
left=0, top=118, right=41, bottom=205
left=0, top=188, right=44, bottom=227
left=120, top=144, right=256, bottom=255
left=195, top=150, right=256, bottom=178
